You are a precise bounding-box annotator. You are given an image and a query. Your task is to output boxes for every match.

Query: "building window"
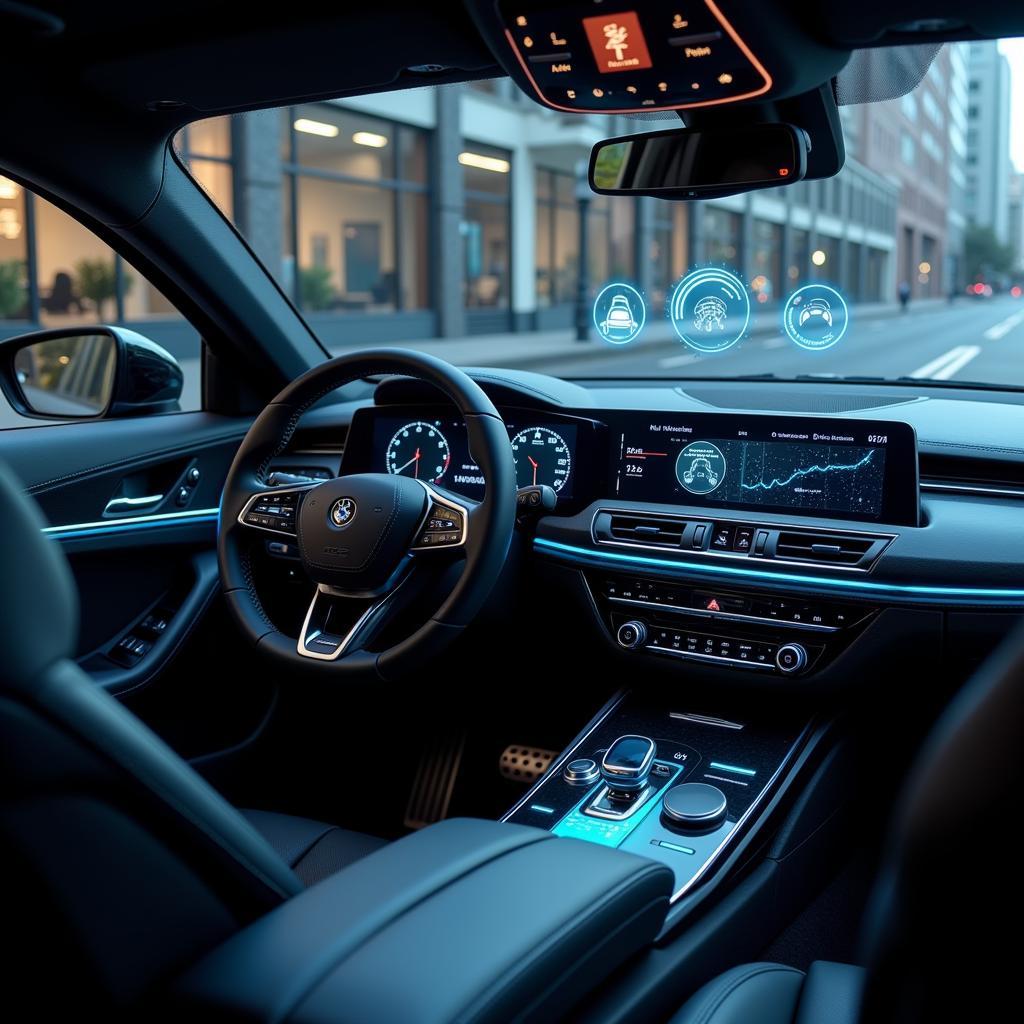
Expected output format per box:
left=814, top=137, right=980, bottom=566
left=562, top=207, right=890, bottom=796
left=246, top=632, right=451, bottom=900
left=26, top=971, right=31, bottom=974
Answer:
left=900, top=131, right=916, bottom=167
left=901, top=93, right=918, bottom=121
left=649, top=203, right=687, bottom=310
left=0, top=176, right=28, bottom=322
left=284, top=104, right=430, bottom=313
left=588, top=194, right=635, bottom=290
left=751, top=219, right=782, bottom=304
left=789, top=228, right=810, bottom=284
left=461, top=142, right=511, bottom=309
left=704, top=207, right=741, bottom=265
left=535, top=169, right=579, bottom=307
left=178, top=117, right=234, bottom=219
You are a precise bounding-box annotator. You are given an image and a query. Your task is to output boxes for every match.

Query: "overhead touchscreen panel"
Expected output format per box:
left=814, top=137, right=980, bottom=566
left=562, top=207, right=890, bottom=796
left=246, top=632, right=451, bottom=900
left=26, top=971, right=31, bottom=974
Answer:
left=607, top=412, right=918, bottom=525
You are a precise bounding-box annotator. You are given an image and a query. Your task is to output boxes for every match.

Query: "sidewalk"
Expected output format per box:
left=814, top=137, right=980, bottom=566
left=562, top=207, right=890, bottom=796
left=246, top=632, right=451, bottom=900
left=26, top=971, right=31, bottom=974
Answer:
left=327, top=297, right=951, bottom=371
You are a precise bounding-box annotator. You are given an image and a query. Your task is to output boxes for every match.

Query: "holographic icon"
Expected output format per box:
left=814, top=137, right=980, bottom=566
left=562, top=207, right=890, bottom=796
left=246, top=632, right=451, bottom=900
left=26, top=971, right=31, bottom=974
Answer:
left=783, top=284, right=849, bottom=351
left=669, top=267, right=750, bottom=353
left=693, top=295, right=728, bottom=333
left=676, top=441, right=727, bottom=495
left=593, top=282, right=646, bottom=345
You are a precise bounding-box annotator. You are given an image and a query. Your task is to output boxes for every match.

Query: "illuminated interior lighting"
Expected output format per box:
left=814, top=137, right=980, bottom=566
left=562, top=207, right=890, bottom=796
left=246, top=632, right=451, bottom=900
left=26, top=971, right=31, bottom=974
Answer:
left=458, top=151, right=510, bottom=173
left=0, top=176, right=19, bottom=200
left=352, top=131, right=389, bottom=148
left=0, top=208, right=21, bottom=240
left=811, top=249, right=827, bottom=266
left=293, top=118, right=340, bottom=138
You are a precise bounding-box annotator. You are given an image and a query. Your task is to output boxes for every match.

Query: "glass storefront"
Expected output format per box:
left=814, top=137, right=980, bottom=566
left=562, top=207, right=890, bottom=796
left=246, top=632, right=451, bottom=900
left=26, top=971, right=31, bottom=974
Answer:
left=461, top=142, right=512, bottom=310
left=284, top=105, right=430, bottom=314
left=0, top=176, right=27, bottom=322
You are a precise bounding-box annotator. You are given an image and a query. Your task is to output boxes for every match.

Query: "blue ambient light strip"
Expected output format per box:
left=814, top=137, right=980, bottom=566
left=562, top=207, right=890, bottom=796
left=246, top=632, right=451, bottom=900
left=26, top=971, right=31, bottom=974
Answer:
left=42, top=508, right=220, bottom=540
left=709, top=762, right=757, bottom=777
left=533, top=536, right=1024, bottom=604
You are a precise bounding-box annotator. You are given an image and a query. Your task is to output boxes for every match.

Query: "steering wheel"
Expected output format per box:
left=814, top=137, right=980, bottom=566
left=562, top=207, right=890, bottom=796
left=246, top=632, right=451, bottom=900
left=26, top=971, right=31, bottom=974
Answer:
left=219, top=350, right=516, bottom=680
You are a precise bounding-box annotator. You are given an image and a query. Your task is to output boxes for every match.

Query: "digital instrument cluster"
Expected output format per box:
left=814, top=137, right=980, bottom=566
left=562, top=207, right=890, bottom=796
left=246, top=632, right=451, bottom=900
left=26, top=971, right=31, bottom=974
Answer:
left=606, top=411, right=919, bottom=525
left=358, top=411, right=580, bottom=500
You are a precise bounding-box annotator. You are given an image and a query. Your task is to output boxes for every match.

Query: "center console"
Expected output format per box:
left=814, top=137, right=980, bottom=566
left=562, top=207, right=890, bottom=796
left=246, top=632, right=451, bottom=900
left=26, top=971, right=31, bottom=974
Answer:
left=504, top=691, right=809, bottom=908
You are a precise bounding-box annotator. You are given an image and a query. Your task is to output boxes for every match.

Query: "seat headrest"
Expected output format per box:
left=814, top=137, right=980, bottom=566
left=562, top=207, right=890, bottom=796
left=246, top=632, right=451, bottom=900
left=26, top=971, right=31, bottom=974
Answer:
left=0, top=461, right=78, bottom=687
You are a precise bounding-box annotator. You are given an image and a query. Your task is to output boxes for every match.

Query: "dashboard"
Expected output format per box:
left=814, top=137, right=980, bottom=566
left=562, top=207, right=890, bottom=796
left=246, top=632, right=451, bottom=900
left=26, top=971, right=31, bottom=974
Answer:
left=343, top=404, right=918, bottom=526
left=299, top=371, right=1024, bottom=688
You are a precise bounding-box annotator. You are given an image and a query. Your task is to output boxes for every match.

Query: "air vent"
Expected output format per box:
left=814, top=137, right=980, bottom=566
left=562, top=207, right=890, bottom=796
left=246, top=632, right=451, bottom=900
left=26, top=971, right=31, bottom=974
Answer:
left=599, top=511, right=685, bottom=549
left=774, top=530, right=885, bottom=567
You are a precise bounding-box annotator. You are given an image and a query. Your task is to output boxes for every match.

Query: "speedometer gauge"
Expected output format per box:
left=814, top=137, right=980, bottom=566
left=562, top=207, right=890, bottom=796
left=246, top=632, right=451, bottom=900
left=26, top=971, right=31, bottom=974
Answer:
left=386, top=421, right=451, bottom=482
left=510, top=427, right=571, bottom=492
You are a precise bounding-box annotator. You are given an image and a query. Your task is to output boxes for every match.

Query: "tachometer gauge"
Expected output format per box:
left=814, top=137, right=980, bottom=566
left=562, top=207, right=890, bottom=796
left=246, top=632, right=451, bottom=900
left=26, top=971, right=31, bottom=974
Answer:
left=385, top=421, right=451, bottom=482
left=510, top=427, right=571, bottom=492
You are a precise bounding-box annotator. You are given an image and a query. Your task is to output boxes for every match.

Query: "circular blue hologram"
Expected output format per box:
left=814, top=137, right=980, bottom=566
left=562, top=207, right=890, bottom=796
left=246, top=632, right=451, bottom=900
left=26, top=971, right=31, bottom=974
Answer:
left=669, top=267, right=751, bottom=353
left=592, top=282, right=646, bottom=345
left=782, top=284, right=850, bottom=351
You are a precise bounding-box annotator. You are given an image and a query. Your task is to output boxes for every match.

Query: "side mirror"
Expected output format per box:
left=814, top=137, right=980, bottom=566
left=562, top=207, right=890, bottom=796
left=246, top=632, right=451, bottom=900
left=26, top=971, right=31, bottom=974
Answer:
left=590, top=123, right=809, bottom=201
left=0, top=325, right=183, bottom=420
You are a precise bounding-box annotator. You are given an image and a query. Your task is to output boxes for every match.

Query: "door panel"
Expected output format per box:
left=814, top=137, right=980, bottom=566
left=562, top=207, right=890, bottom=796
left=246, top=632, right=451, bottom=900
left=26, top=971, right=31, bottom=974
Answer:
left=2, top=411, right=249, bottom=696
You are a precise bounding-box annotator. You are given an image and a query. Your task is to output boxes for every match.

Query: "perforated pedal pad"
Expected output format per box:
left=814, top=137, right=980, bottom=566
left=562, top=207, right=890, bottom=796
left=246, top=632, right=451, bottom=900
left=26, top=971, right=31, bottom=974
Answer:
left=500, top=745, right=556, bottom=785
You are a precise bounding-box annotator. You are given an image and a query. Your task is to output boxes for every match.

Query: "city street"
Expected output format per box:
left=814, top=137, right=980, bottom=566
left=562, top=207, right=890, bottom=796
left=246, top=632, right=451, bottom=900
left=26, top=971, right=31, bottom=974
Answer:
left=534, top=294, right=1024, bottom=384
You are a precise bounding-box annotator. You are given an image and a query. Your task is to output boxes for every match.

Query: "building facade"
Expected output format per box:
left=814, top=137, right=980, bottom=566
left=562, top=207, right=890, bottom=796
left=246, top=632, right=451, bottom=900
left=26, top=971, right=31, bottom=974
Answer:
left=2, top=79, right=902, bottom=354
left=965, top=42, right=1013, bottom=245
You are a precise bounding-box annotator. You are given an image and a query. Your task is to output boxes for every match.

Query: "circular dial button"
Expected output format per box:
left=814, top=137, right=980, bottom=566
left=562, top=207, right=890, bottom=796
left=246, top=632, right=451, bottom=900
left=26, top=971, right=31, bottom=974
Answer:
left=775, top=643, right=808, bottom=674
left=510, top=427, right=571, bottom=492
left=385, top=421, right=451, bottom=483
left=661, top=783, right=728, bottom=832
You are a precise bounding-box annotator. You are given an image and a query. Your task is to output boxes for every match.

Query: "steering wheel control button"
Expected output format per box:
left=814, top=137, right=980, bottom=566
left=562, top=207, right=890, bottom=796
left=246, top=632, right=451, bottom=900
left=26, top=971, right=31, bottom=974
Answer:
left=616, top=620, right=647, bottom=649
left=241, top=489, right=302, bottom=535
left=775, top=643, right=808, bottom=674
left=563, top=758, right=600, bottom=785
left=516, top=484, right=557, bottom=511
left=661, top=783, right=728, bottom=832
left=414, top=498, right=466, bottom=549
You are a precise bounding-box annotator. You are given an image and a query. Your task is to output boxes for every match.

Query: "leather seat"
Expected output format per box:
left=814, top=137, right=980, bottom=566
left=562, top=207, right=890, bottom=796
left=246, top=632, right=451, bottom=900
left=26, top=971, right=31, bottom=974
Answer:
left=671, top=609, right=1022, bottom=1024
left=669, top=961, right=863, bottom=1024
left=242, top=809, right=387, bottom=886
left=0, top=462, right=383, bottom=1012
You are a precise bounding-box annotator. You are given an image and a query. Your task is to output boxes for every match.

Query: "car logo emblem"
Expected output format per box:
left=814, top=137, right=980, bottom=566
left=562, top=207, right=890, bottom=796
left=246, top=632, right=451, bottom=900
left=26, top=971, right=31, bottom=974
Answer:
left=329, top=497, right=356, bottom=528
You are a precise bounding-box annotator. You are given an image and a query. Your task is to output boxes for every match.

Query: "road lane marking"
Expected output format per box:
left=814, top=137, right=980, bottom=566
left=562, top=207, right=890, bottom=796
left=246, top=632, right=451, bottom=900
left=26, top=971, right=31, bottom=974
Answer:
left=659, top=352, right=700, bottom=368
left=909, top=345, right=981, bottom=380
left=983, top=310, right=1024, bottom=340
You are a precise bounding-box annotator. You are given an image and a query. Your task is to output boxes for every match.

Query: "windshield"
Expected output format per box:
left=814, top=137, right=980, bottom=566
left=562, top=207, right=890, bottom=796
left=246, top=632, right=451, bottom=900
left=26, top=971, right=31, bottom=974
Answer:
left=176, top=40, right=1024, bottom=387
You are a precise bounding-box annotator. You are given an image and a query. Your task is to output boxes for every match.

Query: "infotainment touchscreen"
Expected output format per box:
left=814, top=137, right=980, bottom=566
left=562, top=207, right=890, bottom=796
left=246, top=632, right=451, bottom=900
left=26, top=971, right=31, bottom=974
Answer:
left=606, top=412, right=919, bottom=525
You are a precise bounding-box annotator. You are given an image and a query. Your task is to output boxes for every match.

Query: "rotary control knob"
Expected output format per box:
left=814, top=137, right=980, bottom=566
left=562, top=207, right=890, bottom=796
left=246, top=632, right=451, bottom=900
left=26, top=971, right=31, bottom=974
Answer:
left=563, top=758, right=600, bottom=785
left=616, top=621, right=647, bottom=650
left=661, top=783, right=728, bottom=833
left=775, top=643, right=808, bottom=674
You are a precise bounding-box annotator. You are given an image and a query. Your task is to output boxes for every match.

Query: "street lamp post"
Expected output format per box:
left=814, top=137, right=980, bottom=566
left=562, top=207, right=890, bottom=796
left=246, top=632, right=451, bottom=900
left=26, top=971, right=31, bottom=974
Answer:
left=575, top=161, right=592, bottom=342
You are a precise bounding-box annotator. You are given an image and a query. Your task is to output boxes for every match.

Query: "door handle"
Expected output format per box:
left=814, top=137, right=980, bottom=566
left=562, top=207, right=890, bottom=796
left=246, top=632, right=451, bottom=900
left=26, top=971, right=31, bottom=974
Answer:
left=104, top=494, right=165, bottom=514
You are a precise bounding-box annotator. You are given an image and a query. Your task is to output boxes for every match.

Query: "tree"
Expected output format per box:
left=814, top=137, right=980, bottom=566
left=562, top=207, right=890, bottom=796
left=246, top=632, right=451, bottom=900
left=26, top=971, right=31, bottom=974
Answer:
left=0, top=260, right=26, bottom=319
left=299, top=265, right=337, bottom=311
left=964, top=224, right=1016, bottom=282
left=74, top=258, right=132, bottom=320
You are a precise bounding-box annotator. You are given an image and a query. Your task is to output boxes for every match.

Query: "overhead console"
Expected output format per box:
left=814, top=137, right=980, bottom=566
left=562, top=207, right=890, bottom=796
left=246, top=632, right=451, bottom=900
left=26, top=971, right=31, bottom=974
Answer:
left=466, top=0, right=850, bottom=114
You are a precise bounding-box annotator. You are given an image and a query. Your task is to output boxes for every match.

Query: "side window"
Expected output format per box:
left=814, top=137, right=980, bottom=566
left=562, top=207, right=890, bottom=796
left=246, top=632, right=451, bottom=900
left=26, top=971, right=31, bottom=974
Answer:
left=0, top=176, right=202, bottom=428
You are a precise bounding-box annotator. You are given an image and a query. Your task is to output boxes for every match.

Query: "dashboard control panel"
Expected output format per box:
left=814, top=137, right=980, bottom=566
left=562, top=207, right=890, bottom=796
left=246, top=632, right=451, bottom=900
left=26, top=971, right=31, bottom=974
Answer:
left=590, top=572, right=874, bottom=676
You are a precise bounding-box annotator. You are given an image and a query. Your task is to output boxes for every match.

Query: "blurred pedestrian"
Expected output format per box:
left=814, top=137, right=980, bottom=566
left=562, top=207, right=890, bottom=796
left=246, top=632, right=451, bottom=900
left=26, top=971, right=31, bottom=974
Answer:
left=898, top=280, right=911, bottom=313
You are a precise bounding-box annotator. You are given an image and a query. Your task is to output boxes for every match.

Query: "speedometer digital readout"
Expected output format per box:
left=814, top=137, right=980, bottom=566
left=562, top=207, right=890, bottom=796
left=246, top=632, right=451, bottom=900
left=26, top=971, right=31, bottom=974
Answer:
left=510, top=427, right=571, bottom=491
left=385, top=421, right=451, bottom=482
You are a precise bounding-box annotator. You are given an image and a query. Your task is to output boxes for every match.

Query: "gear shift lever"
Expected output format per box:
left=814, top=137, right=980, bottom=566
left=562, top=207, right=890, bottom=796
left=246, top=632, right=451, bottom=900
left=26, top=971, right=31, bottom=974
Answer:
left=600, top=735, right=656, bottom=794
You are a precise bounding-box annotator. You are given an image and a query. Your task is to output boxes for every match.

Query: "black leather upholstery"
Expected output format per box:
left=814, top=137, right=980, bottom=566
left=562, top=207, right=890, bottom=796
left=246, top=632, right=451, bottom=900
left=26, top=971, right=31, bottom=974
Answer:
left=176, top=818, right=674, bottom=1023
left=242, top=808, right=387, bottom=885
left=669, top=961, right=863, bottom=1024
left=0, top=461, right=377, bottom=1011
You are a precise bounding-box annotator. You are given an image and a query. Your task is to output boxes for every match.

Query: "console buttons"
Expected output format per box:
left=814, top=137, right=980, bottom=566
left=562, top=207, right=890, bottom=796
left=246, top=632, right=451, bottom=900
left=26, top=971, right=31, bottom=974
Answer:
left=616, top=621, right=647, bottom=649
left=661, top=783, right=728, bottom=832
left=776, top=643, right=808, bottom=674
left=563, top=758, right=600, bottom=785
left=711, top=525, right=733, bottom=550
left=732, top=527, right=754, bottom=552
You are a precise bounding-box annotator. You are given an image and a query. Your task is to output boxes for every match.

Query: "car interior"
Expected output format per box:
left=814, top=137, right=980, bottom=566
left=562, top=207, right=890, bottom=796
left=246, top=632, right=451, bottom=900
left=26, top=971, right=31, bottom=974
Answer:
left=1, top=2, right=1023, bottom=1021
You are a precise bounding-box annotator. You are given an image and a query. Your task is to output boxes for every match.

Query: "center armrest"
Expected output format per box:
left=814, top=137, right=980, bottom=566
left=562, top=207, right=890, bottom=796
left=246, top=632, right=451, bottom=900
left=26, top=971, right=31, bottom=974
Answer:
left=174, top=818, right=673, bottom=1022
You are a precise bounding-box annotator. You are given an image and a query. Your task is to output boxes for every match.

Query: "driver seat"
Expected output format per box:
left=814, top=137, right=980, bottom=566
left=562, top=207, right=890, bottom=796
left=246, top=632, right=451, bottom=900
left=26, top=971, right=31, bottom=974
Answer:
left=0, top=462, right=383, bottom=1011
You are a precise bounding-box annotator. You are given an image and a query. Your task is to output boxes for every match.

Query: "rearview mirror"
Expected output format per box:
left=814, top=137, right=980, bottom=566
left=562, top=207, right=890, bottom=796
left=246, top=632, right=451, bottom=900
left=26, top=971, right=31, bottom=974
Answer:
left=590, top=123, right=808, bottom=200
left=0, top=325, right=183, bottom=420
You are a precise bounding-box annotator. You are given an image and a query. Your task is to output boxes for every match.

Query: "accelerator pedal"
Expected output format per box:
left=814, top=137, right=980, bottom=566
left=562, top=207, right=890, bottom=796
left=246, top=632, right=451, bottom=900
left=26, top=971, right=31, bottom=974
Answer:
left=500, top=745, right=556, bottom=785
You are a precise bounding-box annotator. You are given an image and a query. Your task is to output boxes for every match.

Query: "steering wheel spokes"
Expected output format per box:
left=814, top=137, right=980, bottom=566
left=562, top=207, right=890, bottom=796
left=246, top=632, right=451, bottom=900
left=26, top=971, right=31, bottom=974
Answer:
left=237, top=484, right=318, bottom=538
